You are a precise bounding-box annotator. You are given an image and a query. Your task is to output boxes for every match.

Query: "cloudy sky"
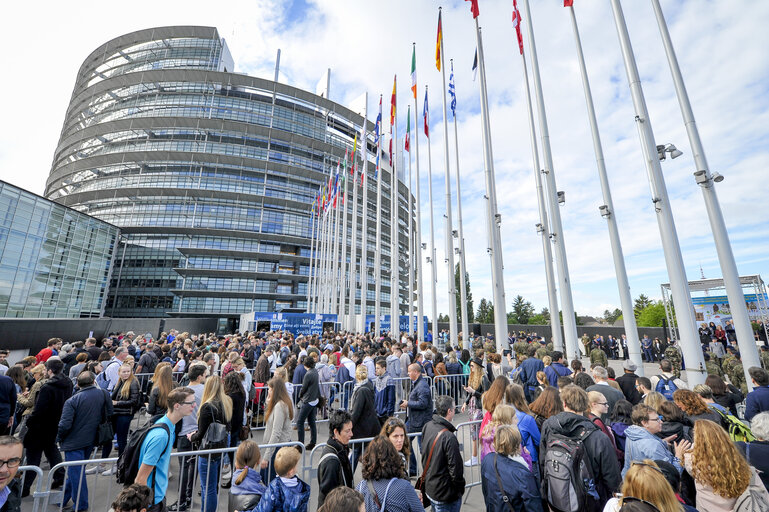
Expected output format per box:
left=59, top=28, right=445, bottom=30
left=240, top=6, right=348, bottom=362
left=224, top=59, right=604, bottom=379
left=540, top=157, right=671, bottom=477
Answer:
left=1, top=0, right=768, bottom=319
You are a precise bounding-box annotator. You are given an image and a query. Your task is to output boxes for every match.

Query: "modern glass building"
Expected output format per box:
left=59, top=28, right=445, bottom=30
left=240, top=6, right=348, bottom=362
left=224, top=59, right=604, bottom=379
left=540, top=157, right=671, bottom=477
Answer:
left=0, top=180, right=118, bottom=318
left=45, top=26, right=413, bottom=320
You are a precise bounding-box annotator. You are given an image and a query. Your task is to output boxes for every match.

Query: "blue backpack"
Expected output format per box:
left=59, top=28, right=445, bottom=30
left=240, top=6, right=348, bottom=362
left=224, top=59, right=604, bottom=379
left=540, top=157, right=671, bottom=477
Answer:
left=655, top=376, right=678, bottom=400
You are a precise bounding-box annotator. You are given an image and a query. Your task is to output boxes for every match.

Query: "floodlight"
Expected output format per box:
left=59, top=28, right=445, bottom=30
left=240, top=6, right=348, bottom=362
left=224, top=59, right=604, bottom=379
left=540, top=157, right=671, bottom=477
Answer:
left=557, top=191, right=566, bottom=205
left=712, top=172, right=724, bottom=183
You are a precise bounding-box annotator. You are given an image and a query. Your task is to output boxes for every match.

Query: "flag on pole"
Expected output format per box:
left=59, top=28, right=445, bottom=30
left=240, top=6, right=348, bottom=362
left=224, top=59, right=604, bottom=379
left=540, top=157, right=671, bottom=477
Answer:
left=410, top=46, right=417, bottom=99
left=472, top=49, right=478, bottom=81
left=448, top=61, right=456, bottom=118
left=375, top=96, right=382, bottom=178
left=423, top=89, right=429, bottom=138
left=351, top=134, right=357, bottom=177
left=405, top=105, right=411, bottom=152
left=465, top=0, right=479, bottom=18
left=435, top=10, right=442, bottom=71
left=390, top=75, right=396, bottom=163
left=512, top=0, right=524, bottom=55
left=564, top=0, right=574, bottom=6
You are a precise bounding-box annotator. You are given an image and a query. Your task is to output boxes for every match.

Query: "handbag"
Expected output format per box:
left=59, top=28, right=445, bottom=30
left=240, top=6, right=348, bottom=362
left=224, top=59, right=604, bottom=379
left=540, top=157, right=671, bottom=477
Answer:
left=200, top=404, right=228, bottom=450
left=493, top=454, right=516, bottom=512
left=96, top=389, right=114, bottom=445
left=415, top=428, right=447, bottom=508
left=238, top=424, right=251, bottom=441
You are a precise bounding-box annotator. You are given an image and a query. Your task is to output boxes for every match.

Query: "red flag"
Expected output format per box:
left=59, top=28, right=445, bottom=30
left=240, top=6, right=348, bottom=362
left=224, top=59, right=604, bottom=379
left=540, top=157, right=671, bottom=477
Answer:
left=512, top=0, right=524, bottom=56
left=564, top=0, right=574, bottom=6
left=435, top=11, right=442, bottom=71
left=465, top=0, right=479, bottom=18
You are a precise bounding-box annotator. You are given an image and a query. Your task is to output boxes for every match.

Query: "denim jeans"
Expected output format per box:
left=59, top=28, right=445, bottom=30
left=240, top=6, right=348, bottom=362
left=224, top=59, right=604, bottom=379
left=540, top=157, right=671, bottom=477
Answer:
left=430, top=498, right=462, bottom=512
left=408, top=434, right=422, bottom=476
left=197, top=455, right=220, bottom=512
left=176, top=436, right=196, bottom=505
left=114, top=414, right=133, bottom=456
left=295, top=403, right=317, bottom=445
left=63, top=447, right=93, bottom=511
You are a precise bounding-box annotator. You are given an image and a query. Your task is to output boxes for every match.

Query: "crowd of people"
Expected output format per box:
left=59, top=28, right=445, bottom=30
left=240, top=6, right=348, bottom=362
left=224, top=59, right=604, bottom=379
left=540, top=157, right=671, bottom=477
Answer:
left=0, top=325, right=768, bottom=512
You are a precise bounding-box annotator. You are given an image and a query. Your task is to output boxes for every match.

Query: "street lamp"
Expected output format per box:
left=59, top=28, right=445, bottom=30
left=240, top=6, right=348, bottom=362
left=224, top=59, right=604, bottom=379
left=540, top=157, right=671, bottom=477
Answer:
left=656, top=143, right=683, bottom=161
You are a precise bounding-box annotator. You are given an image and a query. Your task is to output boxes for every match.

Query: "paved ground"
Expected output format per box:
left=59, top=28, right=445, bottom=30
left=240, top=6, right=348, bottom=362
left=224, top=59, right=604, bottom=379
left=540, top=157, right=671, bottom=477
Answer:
left=23, top=358, right=665, bottom=512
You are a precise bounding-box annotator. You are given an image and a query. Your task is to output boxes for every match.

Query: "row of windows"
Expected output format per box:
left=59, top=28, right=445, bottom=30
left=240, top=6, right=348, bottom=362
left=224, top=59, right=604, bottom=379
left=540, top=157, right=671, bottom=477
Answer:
left=106, top=295, right=175, bottom=310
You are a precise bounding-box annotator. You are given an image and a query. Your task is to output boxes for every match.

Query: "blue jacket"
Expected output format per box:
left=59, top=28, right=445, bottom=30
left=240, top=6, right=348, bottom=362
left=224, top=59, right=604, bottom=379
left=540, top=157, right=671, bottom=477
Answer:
left=622, top=425, right=681, bottom=477
left=544, top=362, right=571, bottom=387
left=373, top=374, right=396, bottom=418
left=57, top=385, right=114, bottom=451
left=481, top=453, right=543, bottom=512
left=515, top=410, right=541, bottom=462
left=406, top=376, right=432, bottom=433
left=745, top=385, right=769, bottom=421
left=518, top=358, right=544, bottom=388
left=252, top=475, right=310, bottom=512
left=230, top=467, right=266, bottom=512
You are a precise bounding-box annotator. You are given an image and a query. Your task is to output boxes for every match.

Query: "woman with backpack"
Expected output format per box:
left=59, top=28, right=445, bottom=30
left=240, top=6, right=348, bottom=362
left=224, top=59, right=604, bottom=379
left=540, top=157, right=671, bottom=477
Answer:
left=355, top=436, right=424, bottom=512
left=102, top=362, right=141, bottom=473
left=672, top=389, right=721, bottom=424
left=529, top=386, right=563, bottom=432
left=684, top=419, right=769, bottom=511
left=188, top=375, right=233, bottom=512
left=222, top=371, right=247, bottom=489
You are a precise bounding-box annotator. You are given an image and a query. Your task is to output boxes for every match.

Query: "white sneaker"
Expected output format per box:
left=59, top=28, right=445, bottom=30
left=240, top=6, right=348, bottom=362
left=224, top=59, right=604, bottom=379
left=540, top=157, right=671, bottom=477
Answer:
left=464, top=456, right=478, bottom=467
left=85, top=463, right=105, bottom=475
left=101, top=465, right=117, bottom=476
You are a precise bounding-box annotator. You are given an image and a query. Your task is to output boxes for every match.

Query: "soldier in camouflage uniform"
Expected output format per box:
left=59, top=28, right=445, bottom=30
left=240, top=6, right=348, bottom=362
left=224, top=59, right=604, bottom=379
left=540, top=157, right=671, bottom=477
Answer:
left=580, top=334, right=591, bottom=358
left=513, top=340, right=529, bottom=363
left=590, top=347, right=608, bottom=368
left=703, top=352, right=723, bottom=377
left=663, top=340, right=683, bottom=379
left=536, top=345, right=549, bottom=361
left=760, top=346, right=769, bottom=371
left=724, top=348, right=748, bottom=395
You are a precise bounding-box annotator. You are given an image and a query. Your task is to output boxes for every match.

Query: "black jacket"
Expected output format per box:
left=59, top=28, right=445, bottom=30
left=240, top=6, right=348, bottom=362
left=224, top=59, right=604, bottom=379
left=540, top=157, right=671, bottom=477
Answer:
left=656, top=419, right=693, bottom=444
left=317, top=437, right=354, bottom=508
left=714, top=388, right=743, bottom=417
left=350, top=380, right=380, bottom=439
left=228, top=387, right=246, bottom=432
left=0, top=478, right=20, bottom=512
left=539, top=412, right=621, bottom=511
left=190, top=400, right=231, bottom=459
left=616, top=372, right=642, bottom=405
left=58, top=385, right=113, bottom=451
left=420, top=414, right=465, bottom=503
left=24, top=373, right=73, bottom=448
left=111, top=378, right=141, bottom=416
left=406, top=375, right=432, bottom=433
left=298, top=368, right=320, bottom=405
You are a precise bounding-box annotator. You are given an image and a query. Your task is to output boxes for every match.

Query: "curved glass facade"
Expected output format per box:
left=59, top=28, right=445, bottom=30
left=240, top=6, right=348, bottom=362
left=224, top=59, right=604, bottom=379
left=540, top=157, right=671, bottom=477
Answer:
left=46, top=26, right=412, bottom=318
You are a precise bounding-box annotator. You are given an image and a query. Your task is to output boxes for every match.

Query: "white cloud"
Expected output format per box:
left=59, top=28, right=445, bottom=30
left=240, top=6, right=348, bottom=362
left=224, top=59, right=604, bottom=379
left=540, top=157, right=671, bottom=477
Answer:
left=1, top=0, right=767, bottom=320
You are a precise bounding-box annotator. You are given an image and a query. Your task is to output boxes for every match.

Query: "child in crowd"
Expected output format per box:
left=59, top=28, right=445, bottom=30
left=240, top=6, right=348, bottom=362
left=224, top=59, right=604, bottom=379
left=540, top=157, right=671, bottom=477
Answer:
left=229, top=440, right=267, bottom=512
left=109, top=484, right=153, bottom=512
left=250, top=447, right=310, bottom=512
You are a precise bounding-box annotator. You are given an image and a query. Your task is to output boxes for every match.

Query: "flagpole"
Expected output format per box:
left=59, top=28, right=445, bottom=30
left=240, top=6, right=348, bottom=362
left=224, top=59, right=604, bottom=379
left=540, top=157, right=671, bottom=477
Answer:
left=567, top=3, right=642, bottom=372
left=425, top=85, right=439, bottom=342
left=520, top=0, right=578, bottom=360
left=391, top=76, right=400, bottom=338
left=354, top=93, right=369, bottom=333
left=317, top=200, right=327, bottom=312
left=474, top=22, right=509, bottom=351
left=307, top=205, right=317, bottom=312
left=608, top=0, right=705, bottom=386
left=438, top=8, right=459, bottom=350
left=321, top=197, right=331, bottom=313
left=345, top=149, right=356, bottom=332
left=449, top=60, right=470, bottom=349
left=331, top=173, right=342, bottom=316
left=412, top=44, right=426, bottom=345
left=519, top=48, right=563, bottom=353
left=406, top=106, right=415, bottom=337
left=651, top=0, right=758, bottom=385
left=338, top=166, right=350, bottom=330
left=374, top=96, right=384, bottom=337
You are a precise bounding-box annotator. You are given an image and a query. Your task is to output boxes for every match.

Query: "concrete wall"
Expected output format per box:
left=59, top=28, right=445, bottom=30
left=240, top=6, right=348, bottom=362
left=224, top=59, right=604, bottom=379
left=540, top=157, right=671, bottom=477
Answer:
left=436, top=322, right=667, bottom=344
left=0, top=317, right=220, bottom=354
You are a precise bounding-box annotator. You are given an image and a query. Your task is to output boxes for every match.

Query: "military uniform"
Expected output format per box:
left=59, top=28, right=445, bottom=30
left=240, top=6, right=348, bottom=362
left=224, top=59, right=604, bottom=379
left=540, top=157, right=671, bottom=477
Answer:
left=705, top=359, right=723, bottom=377
left=513, top=341, right=529, bottom=362
left=664, top=345, right=682, bottom=379
left=729, top=361, right=748, bottom=396
left=536, top=346, right=549, bottom=361
left=760, top=350, right=769, bottom=371
left=590, top=348, right=608, bottom=368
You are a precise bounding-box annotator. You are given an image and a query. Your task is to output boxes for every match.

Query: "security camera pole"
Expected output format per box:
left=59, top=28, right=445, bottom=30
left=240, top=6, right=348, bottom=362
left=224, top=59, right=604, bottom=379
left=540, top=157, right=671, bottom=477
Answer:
left=651, top=0, right=759, bottom=386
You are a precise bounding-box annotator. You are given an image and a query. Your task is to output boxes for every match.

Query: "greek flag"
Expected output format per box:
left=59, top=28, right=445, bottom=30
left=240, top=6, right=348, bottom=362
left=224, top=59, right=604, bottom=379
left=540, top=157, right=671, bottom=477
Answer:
left=448, top=61, right=456, bottom=118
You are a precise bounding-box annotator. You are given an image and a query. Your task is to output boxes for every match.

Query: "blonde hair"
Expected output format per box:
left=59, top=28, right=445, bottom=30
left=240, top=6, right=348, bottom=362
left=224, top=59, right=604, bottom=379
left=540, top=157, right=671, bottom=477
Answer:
left=643, top=391, right=667, bottom=413
left=468, top=361, right=484, bottom=390
left=274, top=446, right=300, bottom=476
left=690, top=419, right=750, bottom=498
left=117, top=363, right=136, bottom=400
left=481, top=404, right=517, bottom=439
left=199, top=375, right=233, bottom=422
left=234, top=440, right=261, bottom=486
left=493, top=424, right=522, bottom=457
left=620, top=459, right=683, bottom=512
left=355, top=365, right=368, bottom=382
left=30, top=363, right=47, bottom=379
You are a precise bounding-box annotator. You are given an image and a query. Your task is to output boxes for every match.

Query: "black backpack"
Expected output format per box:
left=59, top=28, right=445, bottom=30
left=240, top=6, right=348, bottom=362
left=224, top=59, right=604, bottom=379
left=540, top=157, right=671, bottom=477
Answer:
left=116, top=416, right=171, bottom=486
left=542, top=424, right=597, bottom=512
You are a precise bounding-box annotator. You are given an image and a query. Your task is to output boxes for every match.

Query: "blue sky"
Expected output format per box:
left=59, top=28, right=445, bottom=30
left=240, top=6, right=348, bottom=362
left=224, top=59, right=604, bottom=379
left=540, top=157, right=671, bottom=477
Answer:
left=1, top=0, right=767, bottom=319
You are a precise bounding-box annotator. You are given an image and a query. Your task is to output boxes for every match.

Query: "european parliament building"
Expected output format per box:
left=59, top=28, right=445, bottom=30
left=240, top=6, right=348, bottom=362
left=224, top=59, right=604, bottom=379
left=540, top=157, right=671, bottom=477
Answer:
left=44, top=26, right=413, bottom=321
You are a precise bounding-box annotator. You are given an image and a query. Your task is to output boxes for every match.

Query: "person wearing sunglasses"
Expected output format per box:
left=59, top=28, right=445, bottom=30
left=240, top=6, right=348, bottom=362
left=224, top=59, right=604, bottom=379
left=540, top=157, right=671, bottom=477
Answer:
left=0, top=436, right=22, bottom=512
left=621, top=404, right=690, bottom=478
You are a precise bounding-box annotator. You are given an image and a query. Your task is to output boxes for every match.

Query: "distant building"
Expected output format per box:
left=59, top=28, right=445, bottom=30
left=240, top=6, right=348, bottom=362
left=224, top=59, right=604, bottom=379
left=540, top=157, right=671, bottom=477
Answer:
left=45, top=26, right=412, bottom=321
left=0, top=180, right=118, bottom=318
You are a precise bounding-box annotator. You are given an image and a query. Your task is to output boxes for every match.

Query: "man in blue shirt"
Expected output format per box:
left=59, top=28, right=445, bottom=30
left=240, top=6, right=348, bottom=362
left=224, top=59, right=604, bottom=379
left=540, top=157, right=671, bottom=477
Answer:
left=136, top=387, right=196, bottom=512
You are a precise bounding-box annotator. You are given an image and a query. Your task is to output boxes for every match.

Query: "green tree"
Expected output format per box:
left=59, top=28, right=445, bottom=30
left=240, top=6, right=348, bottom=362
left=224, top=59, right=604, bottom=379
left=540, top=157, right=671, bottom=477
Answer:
left=634, top=294, right=653, bottom=320
left=476, top=298, right=494, bottom=324
left=437, top=313, right=449, bottom=323
left=637, top=301, right=667, bottom=327
left=454, top=263, right=474, bottom=323
left=510, top=295, right=535, bottom=324
left=559, top=310, right=582, bottom=326
left=529, top=307, right=550, bottom=325
left=603, top=308, right=622, bottom=324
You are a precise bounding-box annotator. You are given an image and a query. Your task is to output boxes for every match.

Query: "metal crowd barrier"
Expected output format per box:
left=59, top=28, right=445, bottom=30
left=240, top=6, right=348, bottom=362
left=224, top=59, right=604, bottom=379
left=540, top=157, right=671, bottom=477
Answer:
left=431, top=374, right=469, bottom=411
left=17, top=465, right=44, bottom=512
left=455, top=419, right=484, bottom=503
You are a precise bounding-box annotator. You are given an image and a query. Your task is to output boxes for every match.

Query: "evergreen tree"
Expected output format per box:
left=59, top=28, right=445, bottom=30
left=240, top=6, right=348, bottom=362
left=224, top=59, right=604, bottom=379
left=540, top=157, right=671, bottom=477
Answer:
left=510, top=295, right=535, bottom=324
left=476, top=299, right=494, bottom=324
left=603, top=307, right=622, bottom=324
left=633, top=294, right=653, bottom=320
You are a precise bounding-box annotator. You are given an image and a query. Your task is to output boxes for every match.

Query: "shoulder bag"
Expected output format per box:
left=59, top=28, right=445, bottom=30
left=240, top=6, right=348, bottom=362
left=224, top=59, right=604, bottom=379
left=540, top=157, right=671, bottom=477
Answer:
left=493, top=454, right=515, bottom=512
left=200, top=404, right=228, bottom=450
left=96, top=389, right=115, bottom=445
left=415, top=428, right=447, bottom=508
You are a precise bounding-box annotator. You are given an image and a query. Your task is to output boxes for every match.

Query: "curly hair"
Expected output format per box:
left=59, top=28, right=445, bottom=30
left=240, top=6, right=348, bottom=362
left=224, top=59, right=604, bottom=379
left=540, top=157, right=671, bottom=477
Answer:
left=529, top=386, right=563, bottom=419
left=360, top=436, right=406, bottom=481
left=379, top=417, right=409, bottom=461
left=690, top=419, right=750, bottom=498
left=672, top=389, right=708, bottom=416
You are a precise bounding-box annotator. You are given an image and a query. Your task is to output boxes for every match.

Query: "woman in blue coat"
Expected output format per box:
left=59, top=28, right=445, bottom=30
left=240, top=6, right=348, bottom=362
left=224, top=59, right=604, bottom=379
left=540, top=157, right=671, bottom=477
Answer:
left=481, top=425, right=543, bottom=512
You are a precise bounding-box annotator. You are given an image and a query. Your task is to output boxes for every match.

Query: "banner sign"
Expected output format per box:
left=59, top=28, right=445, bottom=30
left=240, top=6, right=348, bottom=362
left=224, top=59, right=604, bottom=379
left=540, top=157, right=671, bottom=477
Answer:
left=691, top=294, right=768, bottom=327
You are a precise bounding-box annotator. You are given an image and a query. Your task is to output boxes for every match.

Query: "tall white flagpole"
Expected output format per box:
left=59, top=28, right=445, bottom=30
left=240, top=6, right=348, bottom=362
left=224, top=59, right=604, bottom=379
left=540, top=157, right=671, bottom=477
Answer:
left=406, top=105, right=414, bottom=336
left=651, top=0, right=759, bottom=385
left=424, top=86, right=439, bottom=341
left=412, top=44, right=426, bottom=344
left=438, top=7, right=458, bottom=349
left=345, top=149, right=357, bottom=332
left=321, top=195, right=332, bottom=313
left=374, top=96, right=384, bottom=336
left=520, top=0, right=578, bottom=360
left=354, top=94, right=369, bottom=333
left=512, top=2, right=564, bottom=352
left=608, top=0, right=705, bottom=386
left=390, top=76, right=400, bottom=337
left=331, top=171, right=342, bottom=315
left=338, top=168, right=349, bottom=329
left=567, top=2, right=642, bottom=372
left=473, top=22, right=508, bottom=351
left=449, top=60, right=470, bottom=348
left=318, top=198, right=328, bottom=312
left=307, top=204, right=317, bottom=312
